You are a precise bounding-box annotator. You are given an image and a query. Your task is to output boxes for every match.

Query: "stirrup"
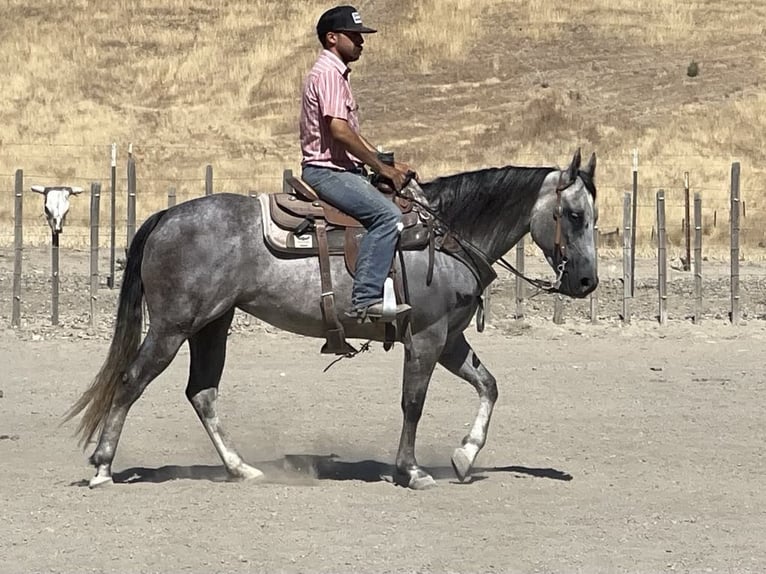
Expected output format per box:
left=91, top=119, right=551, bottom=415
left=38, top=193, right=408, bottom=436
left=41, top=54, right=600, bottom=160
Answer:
left=345, top=302, right=411, bottom=323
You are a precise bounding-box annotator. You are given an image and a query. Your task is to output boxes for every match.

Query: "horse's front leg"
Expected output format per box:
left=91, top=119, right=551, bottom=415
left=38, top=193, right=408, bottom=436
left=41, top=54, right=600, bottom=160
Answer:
left=439, top=333, right=498, bottom=482
left=395, top=322, right=447, bottom=490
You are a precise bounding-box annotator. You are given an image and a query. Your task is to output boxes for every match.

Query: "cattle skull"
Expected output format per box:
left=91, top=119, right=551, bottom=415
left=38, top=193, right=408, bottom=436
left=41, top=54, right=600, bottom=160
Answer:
left=31, top=185, right=84, bottom=233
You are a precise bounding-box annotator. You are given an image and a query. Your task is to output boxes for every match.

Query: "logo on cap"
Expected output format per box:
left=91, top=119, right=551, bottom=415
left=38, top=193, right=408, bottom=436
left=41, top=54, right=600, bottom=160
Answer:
left=351, top=11, right=362, bottom=24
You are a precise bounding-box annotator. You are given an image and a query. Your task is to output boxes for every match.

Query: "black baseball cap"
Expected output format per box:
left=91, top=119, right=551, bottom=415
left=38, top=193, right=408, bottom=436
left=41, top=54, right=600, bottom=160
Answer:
left=316, top=5, right=377, bottom=38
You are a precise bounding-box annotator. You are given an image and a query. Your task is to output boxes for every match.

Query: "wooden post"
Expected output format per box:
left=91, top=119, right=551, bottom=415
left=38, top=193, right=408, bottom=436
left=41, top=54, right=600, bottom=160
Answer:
left=515, top=237, right=525, bottom=319
left=283, top=168, right=293, bottom=194
left=205, top=164, right=213, bottom=196
left=51, top=230, right=59, bottom=326
left=730, top=162, right=741, bottom=324
left=168, top=187, right=176, bottom=207
left=683, top=171, right=691, bottom=271
left=693, top=193, right=702, bottom=324
left=108, top=143, right=117, bottom=288
left=622, top=192, right=632, bottom=325
left=656, top=189, right=667, bottom=325
left=12, top=170, right=23, bottom=327
left=552, top=295, right=564, bottom=324
left=590, top=221, right=599, bottom=323
left=630, top=149, right=638, bottom=296
left=126, top=143, right=136, bottom=249
left=90, top=182, right=101, bottom=328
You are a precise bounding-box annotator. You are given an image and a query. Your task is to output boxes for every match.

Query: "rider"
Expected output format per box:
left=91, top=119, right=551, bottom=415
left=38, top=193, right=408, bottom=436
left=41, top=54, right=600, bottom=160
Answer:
left=300, top=5, right=413, bottom=321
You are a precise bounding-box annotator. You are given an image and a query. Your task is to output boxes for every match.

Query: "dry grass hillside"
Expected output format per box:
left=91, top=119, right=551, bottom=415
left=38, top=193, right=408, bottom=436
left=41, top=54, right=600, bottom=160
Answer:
left=1, top=0, right=765, bottom=250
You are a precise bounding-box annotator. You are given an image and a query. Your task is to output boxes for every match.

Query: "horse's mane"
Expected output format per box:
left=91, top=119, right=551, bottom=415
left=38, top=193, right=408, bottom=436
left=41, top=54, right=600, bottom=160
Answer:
left=420, top=165, right=557, bottom=237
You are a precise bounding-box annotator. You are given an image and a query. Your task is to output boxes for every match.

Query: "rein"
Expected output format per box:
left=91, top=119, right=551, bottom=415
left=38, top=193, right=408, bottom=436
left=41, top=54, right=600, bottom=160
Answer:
left=399, top=171, right=575, bottom=294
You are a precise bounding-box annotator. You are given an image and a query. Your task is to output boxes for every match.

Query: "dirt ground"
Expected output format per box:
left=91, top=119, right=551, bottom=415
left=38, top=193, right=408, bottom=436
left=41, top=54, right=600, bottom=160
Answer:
left=2, top=247, right=766, bottom=573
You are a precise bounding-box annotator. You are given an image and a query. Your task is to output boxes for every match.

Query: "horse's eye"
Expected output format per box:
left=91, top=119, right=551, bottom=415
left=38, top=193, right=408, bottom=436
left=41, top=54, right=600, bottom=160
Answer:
left=568, top=211, right=582, bottom=222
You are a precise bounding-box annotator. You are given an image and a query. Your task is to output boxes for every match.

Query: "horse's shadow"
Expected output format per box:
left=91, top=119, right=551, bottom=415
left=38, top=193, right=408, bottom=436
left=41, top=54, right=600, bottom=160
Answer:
left=70, top=454, right=573, bottom=487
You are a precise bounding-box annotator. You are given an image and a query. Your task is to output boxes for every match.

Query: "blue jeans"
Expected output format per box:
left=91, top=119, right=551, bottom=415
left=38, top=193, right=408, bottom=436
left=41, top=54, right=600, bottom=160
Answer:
left=302, top=165, right=402, bottom=310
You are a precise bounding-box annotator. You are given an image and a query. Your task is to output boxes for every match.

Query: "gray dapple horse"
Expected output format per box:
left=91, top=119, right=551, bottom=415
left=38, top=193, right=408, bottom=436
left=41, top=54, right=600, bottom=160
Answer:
left=67, top=150, right=598, bottom=490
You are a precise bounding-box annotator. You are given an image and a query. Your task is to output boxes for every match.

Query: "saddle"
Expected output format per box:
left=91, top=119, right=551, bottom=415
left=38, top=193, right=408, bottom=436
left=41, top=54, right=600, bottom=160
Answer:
left=260, top=172, right=435, bottom=355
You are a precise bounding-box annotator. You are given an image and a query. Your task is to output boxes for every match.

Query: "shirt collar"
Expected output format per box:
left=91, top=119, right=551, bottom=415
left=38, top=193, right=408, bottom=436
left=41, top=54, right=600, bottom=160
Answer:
left=320, top=49, right=351, bottom=78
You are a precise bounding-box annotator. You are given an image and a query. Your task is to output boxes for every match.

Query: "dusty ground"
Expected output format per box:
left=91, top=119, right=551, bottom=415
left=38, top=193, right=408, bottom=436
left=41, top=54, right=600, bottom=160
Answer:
left=2, top=247, right=766, bottom=573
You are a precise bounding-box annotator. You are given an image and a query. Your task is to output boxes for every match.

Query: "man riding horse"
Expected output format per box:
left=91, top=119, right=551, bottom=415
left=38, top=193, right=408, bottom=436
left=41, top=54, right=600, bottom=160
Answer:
left=300, top=5, right=413, bottom=322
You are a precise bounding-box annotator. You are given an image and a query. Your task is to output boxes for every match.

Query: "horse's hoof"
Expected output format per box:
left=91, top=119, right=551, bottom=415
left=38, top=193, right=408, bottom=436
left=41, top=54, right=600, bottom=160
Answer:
left=451, top=447, right=473, bottom=482
left=229, top=463, right=264, bottom=482
left=89, top=474, right=114, bottom=489
left=409, top=473, right=437, bottom=490
left=396, top=468, right=436, bottom=490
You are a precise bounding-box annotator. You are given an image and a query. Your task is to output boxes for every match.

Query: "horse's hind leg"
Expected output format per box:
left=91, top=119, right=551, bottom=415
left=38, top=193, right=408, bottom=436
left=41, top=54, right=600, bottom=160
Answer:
left=438, top=333, right=498, bottom=483
left=90, top=329, right=186, bottom=487
left=186, top=308, right=263, bottom=481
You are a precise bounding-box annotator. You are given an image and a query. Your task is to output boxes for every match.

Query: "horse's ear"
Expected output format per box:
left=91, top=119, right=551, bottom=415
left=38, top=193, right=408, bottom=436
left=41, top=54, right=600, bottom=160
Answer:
left=585, top=152, right=596, bottom=178
left=568, top=148, right=582, bottom=182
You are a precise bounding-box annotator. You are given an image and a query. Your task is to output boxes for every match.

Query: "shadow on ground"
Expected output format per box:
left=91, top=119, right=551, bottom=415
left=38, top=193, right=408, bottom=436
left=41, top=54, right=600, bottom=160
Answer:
left=70, top=454, right=573, bottom=487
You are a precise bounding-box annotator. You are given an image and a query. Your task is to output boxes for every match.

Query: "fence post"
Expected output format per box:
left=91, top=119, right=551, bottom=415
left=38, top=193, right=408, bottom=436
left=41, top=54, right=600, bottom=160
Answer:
left=730, top=162, right=740, bottom=324
left=205, top=164, right=213, bottom=196
left=168, top=186, right=176, bottom=207
left=656, top=189, right=667, bottom=325
left=514, top=237, right=525, bottom=319
left=683, top=171, right=691, bottom=271
left=12, top=170, right=23, bottom=327
left=693, top=193, right=702, bottom=324
left=108, top=143, right=117, bottom=288
left=90, top=182, right=101, bottom=328
left=126, top=143, right=136, bottom=249
left=590, top=221, right=598, bottom=323
left=51, top=230, right=59, bottom=326
left=622, top=192, right=632, bottom=325
left=552, top=295, right=564, bottom=324
left=630, top=149, right=638, bottom=296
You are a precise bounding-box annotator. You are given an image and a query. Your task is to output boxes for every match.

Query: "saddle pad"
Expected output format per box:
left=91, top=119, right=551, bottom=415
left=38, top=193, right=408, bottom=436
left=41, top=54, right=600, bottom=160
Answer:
left=259, top=194, right=346, bottom=255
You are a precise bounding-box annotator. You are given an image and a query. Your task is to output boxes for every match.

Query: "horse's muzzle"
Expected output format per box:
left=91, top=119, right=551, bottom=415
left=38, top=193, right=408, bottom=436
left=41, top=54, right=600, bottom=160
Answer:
left=558, top=274, right=598, bottom=298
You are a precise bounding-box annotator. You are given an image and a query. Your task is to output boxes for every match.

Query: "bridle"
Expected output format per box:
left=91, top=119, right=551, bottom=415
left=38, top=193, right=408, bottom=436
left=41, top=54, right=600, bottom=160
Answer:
left=549, top=170, right=570, bottom=289
left=400, top=169, right=578, bottom=295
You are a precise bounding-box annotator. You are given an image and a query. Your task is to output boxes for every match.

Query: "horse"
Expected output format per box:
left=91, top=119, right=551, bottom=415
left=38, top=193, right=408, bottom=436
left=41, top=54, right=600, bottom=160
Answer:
left=66, top=149, right=599, bottom=490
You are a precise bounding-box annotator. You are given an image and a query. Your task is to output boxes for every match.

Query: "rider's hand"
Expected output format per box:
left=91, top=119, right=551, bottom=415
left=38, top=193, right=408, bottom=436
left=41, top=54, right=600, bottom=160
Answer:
left=394, top=162, right=420, bottom=183
left=393, top=162, right=414, bottom=177
left=380, top=164, right=410, bottom=192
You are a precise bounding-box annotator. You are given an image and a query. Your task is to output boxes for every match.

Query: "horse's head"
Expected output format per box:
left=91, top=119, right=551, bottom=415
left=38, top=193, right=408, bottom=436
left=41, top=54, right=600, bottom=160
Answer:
left=530, top=149, right=599, bottom=298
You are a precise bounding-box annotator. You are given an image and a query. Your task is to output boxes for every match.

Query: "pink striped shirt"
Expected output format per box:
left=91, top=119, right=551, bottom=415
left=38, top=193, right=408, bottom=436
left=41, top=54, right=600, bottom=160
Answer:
left=300, top=50, right=361, bottom=170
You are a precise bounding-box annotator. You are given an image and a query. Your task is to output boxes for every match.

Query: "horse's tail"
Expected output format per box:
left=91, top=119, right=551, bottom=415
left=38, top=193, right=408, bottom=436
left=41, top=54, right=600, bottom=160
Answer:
left=64, top=209, right=167, bottom=447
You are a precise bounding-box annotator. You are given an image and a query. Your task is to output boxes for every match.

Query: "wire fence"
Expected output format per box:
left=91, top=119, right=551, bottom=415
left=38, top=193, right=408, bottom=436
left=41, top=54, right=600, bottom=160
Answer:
left=3, top=143, right=765, bottom=251
left=2, top=150, right=765, bottom=331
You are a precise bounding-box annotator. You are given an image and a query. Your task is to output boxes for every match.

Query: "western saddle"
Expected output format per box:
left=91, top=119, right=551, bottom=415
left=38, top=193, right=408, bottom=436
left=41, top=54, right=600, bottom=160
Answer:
left=259, top=171, right=434, bottom=355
